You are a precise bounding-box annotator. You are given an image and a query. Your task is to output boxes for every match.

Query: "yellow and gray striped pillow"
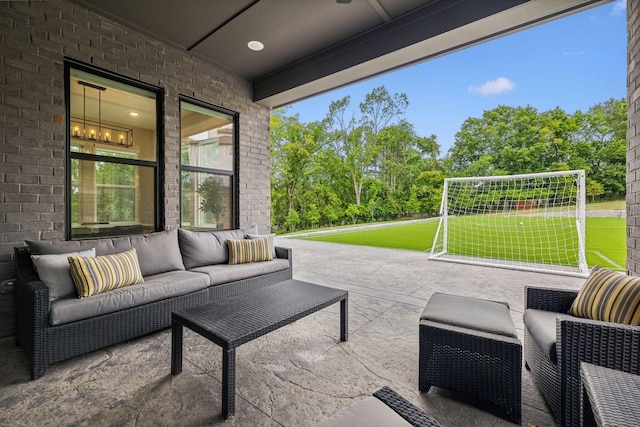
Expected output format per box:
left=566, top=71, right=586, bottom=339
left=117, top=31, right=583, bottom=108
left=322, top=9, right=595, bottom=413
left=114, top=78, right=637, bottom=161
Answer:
left=227, top=237, right=273, bottom=265
left=569, top=266, right=640, bottom=325
left=68, top=248, right=144, bottom=298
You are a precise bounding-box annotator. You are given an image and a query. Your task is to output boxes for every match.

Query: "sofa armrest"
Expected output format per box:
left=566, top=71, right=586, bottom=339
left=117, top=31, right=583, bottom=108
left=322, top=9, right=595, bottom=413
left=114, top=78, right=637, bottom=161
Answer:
left=556, top=315, right=640, bottom=426
left=558, top=316, right=640, bottom=375
left=525, top=286, right=578, bottom=312
left=275, top=246, right=292, bottom=269
left=14, top=246, right=51, bottom=379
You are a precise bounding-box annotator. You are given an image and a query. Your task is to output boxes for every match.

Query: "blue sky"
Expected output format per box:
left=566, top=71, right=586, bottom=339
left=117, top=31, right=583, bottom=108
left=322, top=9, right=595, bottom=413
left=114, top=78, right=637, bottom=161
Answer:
left=286, top=0, right=627, bottom=155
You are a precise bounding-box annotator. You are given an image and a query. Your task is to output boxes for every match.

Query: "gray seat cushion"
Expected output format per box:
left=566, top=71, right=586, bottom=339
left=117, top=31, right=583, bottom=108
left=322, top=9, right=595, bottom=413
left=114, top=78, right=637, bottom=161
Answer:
left=523, top=309, right=574, bottom=365
left=189, top=259, right=290, bottom=286
left=317, top=396, right=411, bottom=427
left=420, top=292, right=517, bottom=338
left=50, top=270, right=210, bottom=325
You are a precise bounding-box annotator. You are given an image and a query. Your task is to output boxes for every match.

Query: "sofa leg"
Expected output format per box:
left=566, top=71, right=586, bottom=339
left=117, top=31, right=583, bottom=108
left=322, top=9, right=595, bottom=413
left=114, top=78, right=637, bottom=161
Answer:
left=525, top=361, right=530, bottom=371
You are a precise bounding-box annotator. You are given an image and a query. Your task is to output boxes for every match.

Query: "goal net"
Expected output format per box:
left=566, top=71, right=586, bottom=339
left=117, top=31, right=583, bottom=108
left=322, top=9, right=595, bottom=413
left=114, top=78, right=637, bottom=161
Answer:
left=429, top=170, right=588, bottom=277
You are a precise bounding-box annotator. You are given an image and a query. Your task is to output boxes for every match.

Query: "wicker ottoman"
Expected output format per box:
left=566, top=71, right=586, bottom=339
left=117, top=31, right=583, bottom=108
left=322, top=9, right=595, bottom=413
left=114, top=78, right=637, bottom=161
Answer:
left=419, top=293, right=522, bottom=424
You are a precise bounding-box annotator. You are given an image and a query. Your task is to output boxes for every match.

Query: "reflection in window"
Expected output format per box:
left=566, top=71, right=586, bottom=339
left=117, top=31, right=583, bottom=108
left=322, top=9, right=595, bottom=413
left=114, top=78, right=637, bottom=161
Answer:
left=180, top=100, right=237, bottom=230
left=67, top=64, right=160, bottom=239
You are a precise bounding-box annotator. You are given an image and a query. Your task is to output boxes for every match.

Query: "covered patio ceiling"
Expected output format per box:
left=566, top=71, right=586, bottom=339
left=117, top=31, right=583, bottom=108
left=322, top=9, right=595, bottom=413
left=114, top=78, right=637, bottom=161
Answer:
left=70, top=0, right=611, bottom=108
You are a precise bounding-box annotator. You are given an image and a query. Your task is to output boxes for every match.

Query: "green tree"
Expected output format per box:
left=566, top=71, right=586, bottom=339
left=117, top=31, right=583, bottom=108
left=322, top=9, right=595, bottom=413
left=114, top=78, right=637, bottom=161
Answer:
left=285, top=209, right=300, bottom=232
left=344, top=203, right=361, bottom=225
left=586, top=178, right=605, bottom=202
left=270, top=108, right=327, bottom=230
left=305, top=203, right=321, bottom=228
left=405, top=184, right=421, bottom=218
left=327, top=86, right=408, bottom=205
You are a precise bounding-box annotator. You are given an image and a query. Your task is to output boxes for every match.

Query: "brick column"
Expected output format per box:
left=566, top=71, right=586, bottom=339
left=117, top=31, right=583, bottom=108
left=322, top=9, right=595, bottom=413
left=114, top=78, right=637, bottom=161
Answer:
left=628, top=0, right=640, bottom=274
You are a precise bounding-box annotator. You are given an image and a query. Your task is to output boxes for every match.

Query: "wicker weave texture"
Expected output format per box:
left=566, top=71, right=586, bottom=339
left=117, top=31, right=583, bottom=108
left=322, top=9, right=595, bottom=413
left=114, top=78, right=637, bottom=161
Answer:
left=419, top=299, right=522, bottom=424
left=172, top=279, right=348, bottom=419
left=581, top=363, right=640, bottom=427
left=524, top=286, right=640, bottom=427
left=373, top=386, right=443, bottom=427
left=13, top=245, right=293, bottom=380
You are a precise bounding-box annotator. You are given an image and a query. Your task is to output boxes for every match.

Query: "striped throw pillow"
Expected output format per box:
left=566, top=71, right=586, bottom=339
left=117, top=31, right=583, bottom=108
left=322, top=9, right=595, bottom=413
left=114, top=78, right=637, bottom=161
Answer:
left=227, top=237, right=273, bottom=265
left=68, top=248, right=144, bottom=298
left=569, top=265, right=640, bottom=325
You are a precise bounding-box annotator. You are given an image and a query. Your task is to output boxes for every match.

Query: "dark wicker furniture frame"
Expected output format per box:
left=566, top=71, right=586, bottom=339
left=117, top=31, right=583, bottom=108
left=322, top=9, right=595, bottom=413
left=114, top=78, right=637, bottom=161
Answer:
left=171, top=279, right=348, bottom=419
left=419, top=301, right=522, bottom=424
left=372, top=386, right=443, bottom=427
left=524, top=286, right=640, bottom=427
left=14, top=245, right=292, bottom=380
left=581, top=363, right=640, bottom=427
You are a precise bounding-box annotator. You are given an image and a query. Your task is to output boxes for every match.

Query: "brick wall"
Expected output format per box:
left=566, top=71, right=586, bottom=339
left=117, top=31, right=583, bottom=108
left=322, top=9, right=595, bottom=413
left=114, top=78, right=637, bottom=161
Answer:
left=0, top=1, right=271, bottom=336
left=628, top=0, right=640, bottom=275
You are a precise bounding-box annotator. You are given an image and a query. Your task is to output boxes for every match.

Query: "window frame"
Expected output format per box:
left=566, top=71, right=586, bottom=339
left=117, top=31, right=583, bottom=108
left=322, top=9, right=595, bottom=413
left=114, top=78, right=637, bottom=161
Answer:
left=64, top=59, right=164, bottom=240
left=179, top=95, right=239, bottom=230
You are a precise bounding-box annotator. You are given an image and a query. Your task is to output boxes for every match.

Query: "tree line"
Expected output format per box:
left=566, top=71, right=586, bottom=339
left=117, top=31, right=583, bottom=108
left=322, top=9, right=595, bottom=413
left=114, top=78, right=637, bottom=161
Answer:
left=270, top=86, right=626, bottom=232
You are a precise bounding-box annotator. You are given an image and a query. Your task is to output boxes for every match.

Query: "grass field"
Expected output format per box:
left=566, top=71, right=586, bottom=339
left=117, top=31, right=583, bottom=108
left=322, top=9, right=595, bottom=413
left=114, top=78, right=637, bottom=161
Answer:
left=301, top=216, right=626, bottom=271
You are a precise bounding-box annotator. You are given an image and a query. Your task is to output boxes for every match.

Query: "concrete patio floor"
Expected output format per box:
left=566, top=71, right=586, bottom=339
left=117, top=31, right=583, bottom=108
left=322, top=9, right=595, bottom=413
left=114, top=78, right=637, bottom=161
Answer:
left=0, top=237, right=585, bottom=426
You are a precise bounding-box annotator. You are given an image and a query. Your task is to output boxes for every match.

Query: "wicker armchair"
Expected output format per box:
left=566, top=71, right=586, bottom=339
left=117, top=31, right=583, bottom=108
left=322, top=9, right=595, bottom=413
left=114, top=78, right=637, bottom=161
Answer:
left=524, top=286, right=640, bottom=427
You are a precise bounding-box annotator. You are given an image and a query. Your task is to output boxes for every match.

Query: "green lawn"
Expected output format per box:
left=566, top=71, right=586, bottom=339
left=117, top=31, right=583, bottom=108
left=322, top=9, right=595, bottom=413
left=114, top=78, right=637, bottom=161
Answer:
left=301, top=217, right=626, bottom=271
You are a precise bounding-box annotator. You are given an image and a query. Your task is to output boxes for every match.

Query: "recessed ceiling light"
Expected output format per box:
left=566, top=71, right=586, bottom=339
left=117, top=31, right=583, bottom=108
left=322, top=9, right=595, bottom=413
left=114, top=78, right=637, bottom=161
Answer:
left=247, top=40, right=264, bottom=51
left=129, top=112, right=139, bottom=117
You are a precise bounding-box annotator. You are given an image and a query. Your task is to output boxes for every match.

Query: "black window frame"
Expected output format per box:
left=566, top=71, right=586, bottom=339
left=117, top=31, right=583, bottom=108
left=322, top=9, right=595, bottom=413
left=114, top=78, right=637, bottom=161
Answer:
left=179, top=95, right=239, bottom=230
left=64, top=58, right=164, bottom=240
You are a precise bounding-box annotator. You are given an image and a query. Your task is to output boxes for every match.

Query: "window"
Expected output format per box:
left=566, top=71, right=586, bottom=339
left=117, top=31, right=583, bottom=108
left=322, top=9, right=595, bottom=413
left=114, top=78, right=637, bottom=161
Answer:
left=180, top=99, right=238, bottom=230
left=66, top=61, right=162, bottom=239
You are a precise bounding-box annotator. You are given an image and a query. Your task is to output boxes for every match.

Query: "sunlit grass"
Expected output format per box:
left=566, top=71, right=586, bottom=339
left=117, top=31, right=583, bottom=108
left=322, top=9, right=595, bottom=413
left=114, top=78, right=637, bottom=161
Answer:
left=301, top=217, right=626, bottom=271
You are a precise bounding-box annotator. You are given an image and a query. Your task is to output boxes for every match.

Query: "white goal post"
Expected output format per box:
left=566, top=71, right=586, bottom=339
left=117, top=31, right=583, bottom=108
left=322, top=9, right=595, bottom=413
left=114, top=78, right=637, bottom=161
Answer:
left=429, top=170, right=588, bottom=277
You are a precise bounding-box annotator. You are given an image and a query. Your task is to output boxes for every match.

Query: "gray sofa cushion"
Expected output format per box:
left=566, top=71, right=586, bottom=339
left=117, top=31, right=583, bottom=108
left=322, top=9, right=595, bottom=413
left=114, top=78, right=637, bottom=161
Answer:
left=178, top=226, right=257, bottom=269
left=523, top=309, right=574, bottom=365
left=49, top=270, right=210, bottom=326
left=317, top=396, right=411, bottom=427
left=31, top=248, right=96, bottom=301
left=189, top=258, right=290, bottom=286
left=420, top=292, right=517, bottom=338
left=130, top=229, right=185, bottom=276
left=27, top=230, right=184, bottom=277
left=27, top=236, right=132, bottom=256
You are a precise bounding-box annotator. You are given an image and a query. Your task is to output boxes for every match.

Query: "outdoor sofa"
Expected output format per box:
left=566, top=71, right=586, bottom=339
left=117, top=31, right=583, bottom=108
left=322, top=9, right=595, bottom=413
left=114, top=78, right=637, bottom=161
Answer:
left=523, top=266, right=640, bottom=427
left=14, top=227, right=292, bottom=380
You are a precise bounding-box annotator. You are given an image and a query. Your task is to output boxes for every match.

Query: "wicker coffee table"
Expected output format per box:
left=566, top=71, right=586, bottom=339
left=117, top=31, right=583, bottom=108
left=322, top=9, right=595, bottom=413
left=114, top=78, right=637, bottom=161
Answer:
left=170, top=279, right=348, bottom=419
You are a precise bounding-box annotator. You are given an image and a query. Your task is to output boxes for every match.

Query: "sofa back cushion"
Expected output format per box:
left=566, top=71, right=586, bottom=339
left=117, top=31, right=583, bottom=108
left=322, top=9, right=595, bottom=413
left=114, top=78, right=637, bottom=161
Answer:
left=178, top=226, right=257, bottom=269
left=27, top=229, right=184, bottom=277
left=68, top=248, right=144, bottom=298
left=27, top=237, right=131, bottom=256
left=31, top=248, right=96, bottom=301
left=130, top=229, right=184, bottom=276
left=569, top=265, right=640, bottom=325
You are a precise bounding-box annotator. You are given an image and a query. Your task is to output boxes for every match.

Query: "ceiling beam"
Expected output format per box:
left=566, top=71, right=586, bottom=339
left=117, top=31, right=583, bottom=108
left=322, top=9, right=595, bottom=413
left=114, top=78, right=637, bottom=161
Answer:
left=253, top=0, right=610, bottom=108
left=253, top=0, right=528, bottom=105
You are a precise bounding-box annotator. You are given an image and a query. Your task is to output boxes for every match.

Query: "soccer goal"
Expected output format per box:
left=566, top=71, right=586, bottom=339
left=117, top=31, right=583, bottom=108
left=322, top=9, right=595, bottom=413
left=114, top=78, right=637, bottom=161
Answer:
left=429, top=170, right=588, bottom=277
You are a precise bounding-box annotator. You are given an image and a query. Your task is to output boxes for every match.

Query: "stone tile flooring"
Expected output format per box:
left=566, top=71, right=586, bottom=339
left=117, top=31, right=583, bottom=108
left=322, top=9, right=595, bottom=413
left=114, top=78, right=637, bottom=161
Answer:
left=0, top=238, right=585, bottom=426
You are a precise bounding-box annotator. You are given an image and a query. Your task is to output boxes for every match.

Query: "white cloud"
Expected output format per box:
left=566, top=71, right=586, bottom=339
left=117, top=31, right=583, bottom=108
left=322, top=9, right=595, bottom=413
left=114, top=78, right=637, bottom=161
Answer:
left=468, top=77, right=515, bottom=97
left=612, top=0, right=626, bottom=16
left=562, top=50, right=585, bottom=57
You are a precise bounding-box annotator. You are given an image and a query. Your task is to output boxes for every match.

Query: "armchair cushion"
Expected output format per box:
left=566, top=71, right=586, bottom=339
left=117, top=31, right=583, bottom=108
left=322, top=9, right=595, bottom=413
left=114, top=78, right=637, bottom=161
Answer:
left=569, top=266, right=640, bottom=325
left=523, top=309, right=573, bottom=365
